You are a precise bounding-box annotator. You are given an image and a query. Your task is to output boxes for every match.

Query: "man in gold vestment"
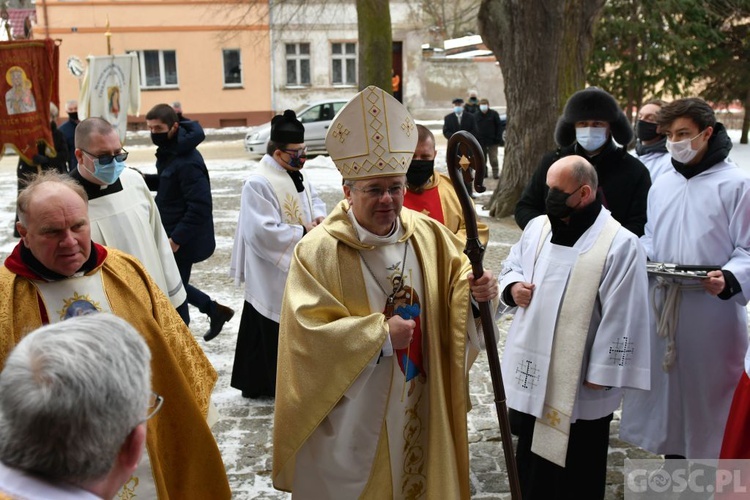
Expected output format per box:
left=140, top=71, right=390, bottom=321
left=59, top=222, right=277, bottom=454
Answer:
left=0, top=172, right=230, bottom=500
left=273, top=86, right=499, bottom=499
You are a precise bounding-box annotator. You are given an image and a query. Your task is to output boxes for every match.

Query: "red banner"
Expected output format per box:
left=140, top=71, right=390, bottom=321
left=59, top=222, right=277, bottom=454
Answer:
left=0, top=39, right=59, bottom=163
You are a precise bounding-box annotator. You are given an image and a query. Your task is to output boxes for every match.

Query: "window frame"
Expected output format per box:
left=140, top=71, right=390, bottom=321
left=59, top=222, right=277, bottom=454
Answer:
left=285, top=42, right=311, bottom=88
left=222, top=48, right=243, bottom=88
left=331, top=41, right=357, bottom=87
left=130, top=50, right=179, bottom=90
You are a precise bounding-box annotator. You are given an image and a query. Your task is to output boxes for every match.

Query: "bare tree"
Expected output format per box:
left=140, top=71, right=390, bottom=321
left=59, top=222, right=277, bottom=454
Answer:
left=478, top=0, right=605, bottom=218
left=405, top=0, right=481, bottom=40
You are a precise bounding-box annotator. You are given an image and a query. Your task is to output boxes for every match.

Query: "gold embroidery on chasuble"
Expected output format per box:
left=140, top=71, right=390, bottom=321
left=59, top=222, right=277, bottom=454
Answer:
left=118, top=476, right=139, bottom=500
left=401, top=391, right=427, bottom=499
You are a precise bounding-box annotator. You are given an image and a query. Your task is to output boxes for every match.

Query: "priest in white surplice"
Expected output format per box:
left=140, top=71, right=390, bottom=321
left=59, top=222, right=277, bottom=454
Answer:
left=68, top=117, right=187, bottom=316
left=229, top=110, right=326, bottom=398
left=621, top=98, right=750, bottom=460
left=272, top=86, right=498, bottom=499
left=499, top=155, right=650, bottom=499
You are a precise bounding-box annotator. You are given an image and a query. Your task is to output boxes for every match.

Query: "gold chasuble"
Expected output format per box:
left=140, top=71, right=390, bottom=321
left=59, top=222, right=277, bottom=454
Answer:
left=0, top=244, right=230, bottom=500
left=273, top=201, right=476, bottom=498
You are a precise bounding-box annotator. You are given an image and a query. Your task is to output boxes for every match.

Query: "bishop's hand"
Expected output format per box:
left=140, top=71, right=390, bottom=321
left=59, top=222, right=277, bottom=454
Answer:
left=387, top=315, right=416, bottom=350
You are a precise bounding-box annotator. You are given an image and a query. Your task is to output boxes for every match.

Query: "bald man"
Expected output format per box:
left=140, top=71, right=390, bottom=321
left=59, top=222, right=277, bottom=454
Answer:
left=498, top=155, right=650, bottom=499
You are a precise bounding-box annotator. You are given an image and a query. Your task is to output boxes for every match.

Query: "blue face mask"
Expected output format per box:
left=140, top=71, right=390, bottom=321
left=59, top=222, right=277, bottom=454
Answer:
left=84, top=156, right=127, bottom=185
left=454, top=106, right=464, bottom=114
left=575, top=126, right=609, bottom=152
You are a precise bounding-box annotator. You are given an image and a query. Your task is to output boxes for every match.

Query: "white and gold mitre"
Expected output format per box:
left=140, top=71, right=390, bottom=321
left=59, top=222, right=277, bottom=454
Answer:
left=325, top=85, right=417, bottom=180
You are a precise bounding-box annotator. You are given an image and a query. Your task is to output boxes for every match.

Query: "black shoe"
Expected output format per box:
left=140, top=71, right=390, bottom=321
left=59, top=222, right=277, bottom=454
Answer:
left=493, top=173, right=499, bottom=179
left=204, top=302, right=235, bottom=341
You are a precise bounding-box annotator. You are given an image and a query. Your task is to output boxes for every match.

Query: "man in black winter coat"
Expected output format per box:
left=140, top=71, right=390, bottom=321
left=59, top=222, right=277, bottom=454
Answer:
left=475, top=98, right=504, bottom=179
left=443, top=97, right=479, bottom=196
left=514, top=87, right=651, bottom=236
left=145, top=103, right=234, bottom=341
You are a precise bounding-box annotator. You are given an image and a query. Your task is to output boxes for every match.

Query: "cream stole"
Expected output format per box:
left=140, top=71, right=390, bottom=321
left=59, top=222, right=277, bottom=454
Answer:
left=530, top=216, right=620, bottom=467
left=256, top=161, right=314, bottom=225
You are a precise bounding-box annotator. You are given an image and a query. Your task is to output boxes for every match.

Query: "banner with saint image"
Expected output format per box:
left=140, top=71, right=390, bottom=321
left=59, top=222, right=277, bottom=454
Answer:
left=0, top=39, right=59, bottom=163
left=79, top=54, right=140, bottom=143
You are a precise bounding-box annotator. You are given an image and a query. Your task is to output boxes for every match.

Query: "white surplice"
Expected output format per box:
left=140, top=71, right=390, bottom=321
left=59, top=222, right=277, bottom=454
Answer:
left=86, top=167, right=186, bottom=308
left=621, top=159, right=750, bottom=458
left=637, top=150, right=673, bottom=183
left=500, top=209, right=651, bottom=423
left=229, top=154, right=326, bottom=322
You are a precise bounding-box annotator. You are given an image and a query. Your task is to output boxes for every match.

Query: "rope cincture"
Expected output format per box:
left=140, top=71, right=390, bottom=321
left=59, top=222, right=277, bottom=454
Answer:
left=651, top=276, right=703, bottom=372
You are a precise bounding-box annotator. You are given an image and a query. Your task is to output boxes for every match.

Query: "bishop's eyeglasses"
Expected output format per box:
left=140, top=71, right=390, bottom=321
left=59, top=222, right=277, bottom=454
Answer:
left=350, top=184, right=406, bottom=199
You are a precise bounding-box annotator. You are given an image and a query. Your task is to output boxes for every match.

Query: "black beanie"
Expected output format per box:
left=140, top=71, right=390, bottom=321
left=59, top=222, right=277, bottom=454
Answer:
left=554, top=87, right=633, bottom=147
left=271, top=109, right=305, bottom=144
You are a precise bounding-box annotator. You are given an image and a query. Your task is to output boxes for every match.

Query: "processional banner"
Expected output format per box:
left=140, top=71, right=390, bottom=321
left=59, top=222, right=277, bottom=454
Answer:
left=79, top=53, right=140, bottom=143
left=0, top=39, right=59, bottom=163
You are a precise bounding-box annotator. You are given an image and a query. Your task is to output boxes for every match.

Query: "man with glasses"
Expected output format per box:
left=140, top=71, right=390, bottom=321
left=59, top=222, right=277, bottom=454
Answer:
left=0, top=173, right=231, bottom=499
left=145, top=103, right=234, bottom=341
left=272, top=87, right=498, bottom=498
left=69, top=117, right=187, bottom=320
left=229, top=109, right=326, bottom=399
left=0, top=313, right=156, bottom=500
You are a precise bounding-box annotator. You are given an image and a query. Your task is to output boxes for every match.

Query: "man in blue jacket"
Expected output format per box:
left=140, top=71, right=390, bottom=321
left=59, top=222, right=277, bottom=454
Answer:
left=145, top=103, right=234, bottom=340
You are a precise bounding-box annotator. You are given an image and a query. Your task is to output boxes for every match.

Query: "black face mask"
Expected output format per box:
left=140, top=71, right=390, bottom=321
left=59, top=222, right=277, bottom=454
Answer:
left=636, top=120, right=660, bottom=141
left=468, top=97, right=478, bottom=104
left=407, top=159, right=434, bottom=187
left=151, top=132, right=171, bottom=147
left=68, top=112, right=79, bottom=122
left=545, top=186, right=581, bottom=219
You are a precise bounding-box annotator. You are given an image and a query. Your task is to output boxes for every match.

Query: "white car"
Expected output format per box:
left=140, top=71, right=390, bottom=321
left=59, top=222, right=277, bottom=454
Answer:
left=244, top=100, right=348, bottom=157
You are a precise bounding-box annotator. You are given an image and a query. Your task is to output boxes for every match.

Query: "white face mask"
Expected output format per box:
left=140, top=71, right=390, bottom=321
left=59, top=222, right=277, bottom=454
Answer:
left=575, top=127, right=609, bottom=152
left=666, top=130, right=705, bottom=164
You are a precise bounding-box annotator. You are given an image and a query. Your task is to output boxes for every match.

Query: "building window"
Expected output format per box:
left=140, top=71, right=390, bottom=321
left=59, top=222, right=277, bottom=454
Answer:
left=331, top=42, right=356, bottom=86
left=131, top=50, right=178, bottom=89
left=223, top=49, right=242, bottom=87
left=286, top=43, right=310, bottom=86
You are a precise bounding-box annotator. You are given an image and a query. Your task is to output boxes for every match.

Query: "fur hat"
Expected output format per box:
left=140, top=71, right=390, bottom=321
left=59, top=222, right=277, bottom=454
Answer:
left=325, top=86, right=417, bottom=180
left=271, top=109, right=304, bottom=144
left=554, top=87, right=633, bottom=147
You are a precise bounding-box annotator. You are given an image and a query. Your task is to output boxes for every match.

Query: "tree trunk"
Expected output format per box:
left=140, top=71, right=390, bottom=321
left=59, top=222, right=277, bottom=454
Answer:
left=356, top=0, right=393, bottom=92
left=478, top=0, right=606, bottom=218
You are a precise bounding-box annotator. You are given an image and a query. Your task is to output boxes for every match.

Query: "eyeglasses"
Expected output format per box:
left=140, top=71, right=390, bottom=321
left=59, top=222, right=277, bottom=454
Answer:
left=143, top=392, right=163, bottom=422
left=81, top=148, right=129, bottom=165
left=282, top=147, right=307, bottom=157
left=350, top=184, right=406, bottom=199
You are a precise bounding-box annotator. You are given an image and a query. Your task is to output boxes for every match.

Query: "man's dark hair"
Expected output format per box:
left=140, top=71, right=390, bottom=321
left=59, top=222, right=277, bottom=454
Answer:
left=266, top=140, right=287, bottom=156
left=657, top=98, right=716, bottom=131
left=145, top=103, right=178, bottom=128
